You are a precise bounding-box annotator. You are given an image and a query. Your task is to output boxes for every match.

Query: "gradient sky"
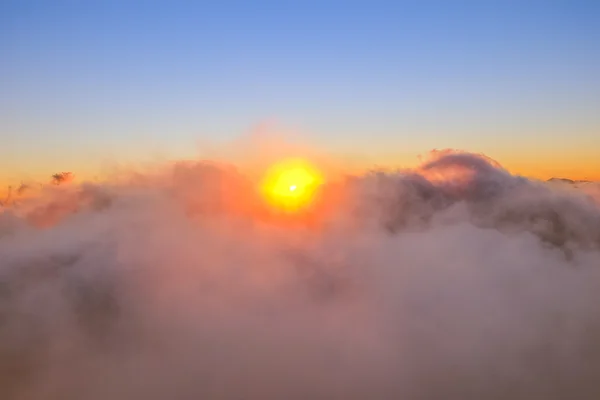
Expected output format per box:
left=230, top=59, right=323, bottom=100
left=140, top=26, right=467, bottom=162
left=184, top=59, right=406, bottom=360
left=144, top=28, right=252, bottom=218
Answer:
left=2, top=0, right=600, bottom=184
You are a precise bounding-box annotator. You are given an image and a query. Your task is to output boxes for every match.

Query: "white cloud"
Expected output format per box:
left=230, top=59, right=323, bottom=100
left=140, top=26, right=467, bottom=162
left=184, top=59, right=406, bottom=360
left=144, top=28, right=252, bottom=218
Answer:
left=1, top=150, right=600, bottom=399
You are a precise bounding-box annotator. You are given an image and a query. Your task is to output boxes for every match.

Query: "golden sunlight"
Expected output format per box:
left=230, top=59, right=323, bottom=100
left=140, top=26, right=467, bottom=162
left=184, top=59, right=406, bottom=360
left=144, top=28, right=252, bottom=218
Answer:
left=260, top=158, right=324, bottom=212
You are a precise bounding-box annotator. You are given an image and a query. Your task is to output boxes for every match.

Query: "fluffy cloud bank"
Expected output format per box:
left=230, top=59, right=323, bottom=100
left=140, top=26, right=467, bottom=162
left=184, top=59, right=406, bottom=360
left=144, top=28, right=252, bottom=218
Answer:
left=1, top=150, right=600, bottom=400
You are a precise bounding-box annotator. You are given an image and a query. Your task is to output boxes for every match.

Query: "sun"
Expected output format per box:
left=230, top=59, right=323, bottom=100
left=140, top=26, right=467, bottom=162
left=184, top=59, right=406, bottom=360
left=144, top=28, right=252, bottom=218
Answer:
left=260, top=158, right=324, bottom=212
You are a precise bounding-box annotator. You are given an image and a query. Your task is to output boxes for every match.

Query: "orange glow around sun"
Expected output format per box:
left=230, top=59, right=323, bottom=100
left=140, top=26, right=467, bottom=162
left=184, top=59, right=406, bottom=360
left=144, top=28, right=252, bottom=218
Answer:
left=260, top=158, right=324, bottom=212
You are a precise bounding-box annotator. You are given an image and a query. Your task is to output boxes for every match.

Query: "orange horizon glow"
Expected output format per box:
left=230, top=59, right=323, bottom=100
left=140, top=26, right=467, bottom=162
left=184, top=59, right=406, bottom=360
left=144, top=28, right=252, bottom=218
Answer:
left=1, top=152, right=599, bottom=204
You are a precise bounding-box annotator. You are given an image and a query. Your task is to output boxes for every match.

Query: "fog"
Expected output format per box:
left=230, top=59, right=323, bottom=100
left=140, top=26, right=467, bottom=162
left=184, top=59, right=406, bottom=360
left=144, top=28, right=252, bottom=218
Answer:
left=1, top=150, right=600, bottom=399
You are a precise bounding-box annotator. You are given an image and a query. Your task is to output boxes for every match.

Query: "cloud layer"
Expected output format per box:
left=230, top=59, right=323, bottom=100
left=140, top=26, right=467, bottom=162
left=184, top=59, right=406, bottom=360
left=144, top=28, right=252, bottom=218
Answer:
left=1, top=150, right=600, bottom=399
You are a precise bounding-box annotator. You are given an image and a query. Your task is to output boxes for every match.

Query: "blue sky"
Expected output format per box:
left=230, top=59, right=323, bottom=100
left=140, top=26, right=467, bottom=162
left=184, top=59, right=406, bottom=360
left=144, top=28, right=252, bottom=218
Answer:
left=2, top=1, right=600, bottom=181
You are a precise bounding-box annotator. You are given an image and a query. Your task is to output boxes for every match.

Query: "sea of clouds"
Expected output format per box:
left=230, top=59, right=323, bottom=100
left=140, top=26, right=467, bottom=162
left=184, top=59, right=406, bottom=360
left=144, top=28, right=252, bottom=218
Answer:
left=1, top=149, right=600, bottom=399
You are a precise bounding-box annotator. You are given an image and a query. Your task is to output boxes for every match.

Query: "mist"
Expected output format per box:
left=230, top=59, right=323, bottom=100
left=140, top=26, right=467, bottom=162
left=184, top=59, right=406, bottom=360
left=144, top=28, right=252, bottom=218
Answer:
left=2, top=150, right=600, bottom=400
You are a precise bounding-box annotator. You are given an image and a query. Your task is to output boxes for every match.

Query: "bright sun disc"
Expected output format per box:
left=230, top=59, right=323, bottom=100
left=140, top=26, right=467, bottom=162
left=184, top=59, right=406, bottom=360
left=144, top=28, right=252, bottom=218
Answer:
left=260, top=158, right=324, bottom=212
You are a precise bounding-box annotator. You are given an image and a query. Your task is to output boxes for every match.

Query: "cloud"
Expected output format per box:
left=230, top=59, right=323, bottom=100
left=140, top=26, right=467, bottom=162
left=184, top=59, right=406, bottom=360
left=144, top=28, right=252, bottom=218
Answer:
left=1, top=150, right=600, bottom=399
left=50, top=172, right=75, bottom=186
